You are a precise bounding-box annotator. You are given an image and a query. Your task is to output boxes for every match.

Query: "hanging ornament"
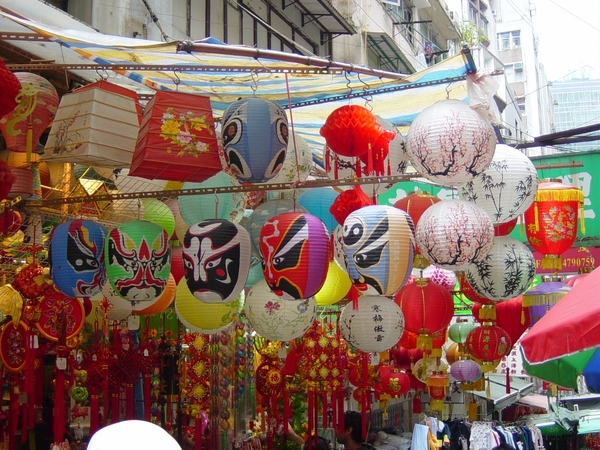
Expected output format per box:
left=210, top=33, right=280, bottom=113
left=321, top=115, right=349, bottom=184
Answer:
left=0, top=60, right=20, bottom=118
left=472, top=296, right=531, bottom=345
left=450, top=359, right=482, bottom=382
left=448, top=319, right=476, bottom=345
left=427, top=372, right=450, bottom=412
left=465, top=324, right=512, bottom=372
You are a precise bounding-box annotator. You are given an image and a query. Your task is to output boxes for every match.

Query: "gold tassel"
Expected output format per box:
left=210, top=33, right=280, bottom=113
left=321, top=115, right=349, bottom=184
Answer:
left=417, top=334, right=433, bottom=352
left=413, top=254, right=430, bottom=270
left=0, top=284, right=24, bottom=326
left=468, top=401, right=478, bottom=421
left=486, top=378, right=491, bottom=400
left=478, top=304, right=496, bottom=321
left=521, top=308, right=526, bottom=325
left=430, top=399, right=444, bottom=411
left=580, top=204, right=586, bottom=235
left=534, top=202, right=539, bottom=232
left=535, top=188, right=584, bottom=203
left=430, top=348, right=442, bottom=358
left=542, top=255, right=562, bottom=271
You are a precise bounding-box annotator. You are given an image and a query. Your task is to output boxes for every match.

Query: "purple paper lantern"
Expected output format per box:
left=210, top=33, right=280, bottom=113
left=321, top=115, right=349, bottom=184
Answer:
left=450, top=359, right=482, bottom=382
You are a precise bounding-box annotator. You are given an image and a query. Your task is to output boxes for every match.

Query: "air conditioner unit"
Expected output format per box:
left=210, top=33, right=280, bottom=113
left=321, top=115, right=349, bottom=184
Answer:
left=514, top=62, right=523, bottom=71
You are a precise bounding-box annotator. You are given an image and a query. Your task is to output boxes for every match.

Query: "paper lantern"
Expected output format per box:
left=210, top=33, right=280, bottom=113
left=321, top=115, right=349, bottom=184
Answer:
left=522, top=279, right=571, bottom=307
left=406, top=99, right=497, bottom=187
left=421, top=265, right=456, bottom=292
left=450, top=359, right=481, bottom=382
left=87, top=420, right=182, bottom=450
left=394, top=278, right=454, bottom=350
left=0, top=60, right=20, bottom=118
left=170, top=246, right=184, bottom=284
left=359, top=116, right=408, bottom=176
left=245, top=279, right=316, bottom=341
left=221, top=97, right=288, bottom=183
left=448, top=319, right=475, bottom=345
left=339, top=296, right=405, bottom=353
left=174, top=212, right=190, bottom=243
left=0, top=73, right=59, bottom=159
left=524, top=179, right=584, bottom=270
left=459, top=144, right=538, bottom=224
left=427, top=372, right=449, bottom=411
left=445, top=343, right=466, bottom=365
left=0, top=209, right=21, bottom=237
left=259, top=212, right=329, bottom=300
left=178, top=171, right=245, bottom=225
left=264, top=132, right=313, bottom=197
left=458, top=272, right=494, bottom=306
left=182, top=219, right=251, bottom=303
left=465, top=324, right=512, bottom=372
left=415, top=199, right=494, bottom=271
left=342, top=205, right=414, bottom=296
left=142, top=198, right=175, bottom=238
left=297, top=187, right=339, bottom=232
left=130, top=91, right=222, bottom=182
left=175, top=280, right=243, bottom=333
left=245, top=256, right=263, bottom=288
left=465, top=236, right=535, bottom=301
left=105, top=220, right=171, bottom=302
left=378, top=366, right=411, bottom=396
left=42, top=81, right=140, bottom=167
left=329, top=186, right=373, bottom=226
left=314, top=260, right=352, bottom=306
left=0, top=159, right=16, bottom=202
left=7, top=167, right=33, bottom=199
left=494, top=217, right=518, bottom=236
left=135, top=274, right=176, bottom=316
left=49, top=219, right=108, bottom=298
left=472, top=295, right=530, bottom=345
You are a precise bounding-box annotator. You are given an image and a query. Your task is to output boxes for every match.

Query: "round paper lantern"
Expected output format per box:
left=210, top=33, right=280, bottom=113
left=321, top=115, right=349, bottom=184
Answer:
left=259, top=212, right=329, bottom=300
left=0, top=60, right=20, bottom=118
left=297, top=187, right=339, bottom=232
left=339, top=296, right=405, bottom=353
left=182, top=219, right=251, bottom=303
left=105, top=220, right=171, bottom=302
left=245, top=257, right=263, bottom=288
left=0, top=209, right=22, bottom=237
left=406, top=99, right=497, bottom=187
left=421, top=265, right=456, bottom=292
left=448, top=319, right=475, bottom=345
left=49, top=219, right=108, bottom=298
left=445, top=343, right=466, bottom=365
left=136, top=274, right=176, bottom=315
left=264, top=132, right=313, bottom=199
left=142, top=198, right=175, bottom=238
left=245, top=279, right=316, bottom=341
left=320, top=105, right=395, bottom=158
left=221, top=97, right=288, bottom=183
left=314, top=260, right=352, bottom=306
left=458, top=272, right=494, bottom=305
left=378, top=366, right=411, bottom=396
left=415, top=199, right=494, bottom=271
left=465, top=236, right=535, bottom=301
left=173, top=211, right=190, bottom=243
left=524, top=179, right=584, bottom=271
left=175, top=280, right=243, bottom=333
left=0, top=73, right=59, bottom=156
left=179, top=171, right=245, bottom=225
left=494, top=217, right=518, bottom=236
left=472, top=296, right=530, bottom=345
left=87, top=420, right=182, bottom=450
left=0, top=159, right=16, bottom=202
left=342, top=205, right=414, bottom=296
left=459, top=144, right=538, bottom=224
left=394, top=278, right=454, bottom=351
left=465, top=324, right=512, bottom=372
left=450, top=359, right=481, bottom=382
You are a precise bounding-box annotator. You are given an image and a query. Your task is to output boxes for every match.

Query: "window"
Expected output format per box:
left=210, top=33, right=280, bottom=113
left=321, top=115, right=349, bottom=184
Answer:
left=497, top=30, right=521, bottom=50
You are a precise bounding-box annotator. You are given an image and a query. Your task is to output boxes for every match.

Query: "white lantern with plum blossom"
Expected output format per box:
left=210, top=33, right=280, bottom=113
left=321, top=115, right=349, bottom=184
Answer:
left=458, top=144, right=538, bottom=225
left=422, top=265, right=457, bottom=292
left=465, top=236, right=536, bottom=301
left=406, top=99, right=497, bottom=187
left=245, top=279, right=316, bottom=341
left=415, top=199, right=494, bottom=271
left=340, top=296, right=405, bottom=353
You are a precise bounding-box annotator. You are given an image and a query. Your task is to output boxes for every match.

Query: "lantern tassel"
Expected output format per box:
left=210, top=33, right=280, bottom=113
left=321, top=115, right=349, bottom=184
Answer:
left=580, top=204, right=586, bottom=235
left=521, top=307, right=526, bottom=325
left=486, top=378, right=491, bottom=400
left=348, top=285, right=360, bottom=310
left=366, top=143, right=373, bottom=176
left=334, top=154, right=339, bottom=179
left=417, top=334, right=433, bottom=352
left=325, top=145, right=331, bottom=173
left=541, top=254, right=562, bottom=270
left=355, top=157, right=362, bottom=177
left=387, top=157, right=391, bottom=176
left=430, top=399, right=444, bottom=412
left=413, top=393, right=421, bottom=414
left=413, top=254, right=429, bottom=270
left=468, top=400, right=477, bottom=421
left=506, top=366, right=511, bottom=394
left=534, top=202, right=539, bottom=232
left=478, top=304, right=496, bottom=321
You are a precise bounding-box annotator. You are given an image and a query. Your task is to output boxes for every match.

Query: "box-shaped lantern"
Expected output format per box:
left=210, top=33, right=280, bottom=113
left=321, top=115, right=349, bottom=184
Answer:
left=129, top=91, right=223, bottom=183
left=43, top=81, right=140, bottom=168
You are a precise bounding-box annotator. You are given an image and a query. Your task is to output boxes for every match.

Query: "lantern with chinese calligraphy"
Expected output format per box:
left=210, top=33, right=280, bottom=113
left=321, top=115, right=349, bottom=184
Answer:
left=406, top=99, right=497, bottom=187
left=465, top=236, right=536, bottom=301
left=427, top=372, right=449, bottom=412
left=524, top=179, right=584, bottom=270
left=378, top=366, right=410, bottom=396
left=415, top=199, right=494, bottom=271
left=49, top=219, right=108, bottom=298
left=465, top=324, right=512, bottom=372
left=472, top=296, right=531, bottom=345
left=130, top=91, right=222, bottom=182
left=221, top=97, right=288, bottom=183
left=182, top=219, right=251, bottom=303
left=259, top=212, right=329, bottom=300
left=459, top=144, right=538, bottom=225
left=342, top=205, right=415, bottom=296
left=339, top=296, right=405, bottom=353
left=105, top=220, right=171, bottom=302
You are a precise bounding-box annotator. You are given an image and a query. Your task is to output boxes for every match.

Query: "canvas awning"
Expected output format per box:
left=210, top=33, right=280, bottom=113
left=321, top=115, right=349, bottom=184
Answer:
left=517, top=394, right=552, bottom=411
left=472, top=375, right=535, bottom=412
left=366, top=31, right=415, bottom=74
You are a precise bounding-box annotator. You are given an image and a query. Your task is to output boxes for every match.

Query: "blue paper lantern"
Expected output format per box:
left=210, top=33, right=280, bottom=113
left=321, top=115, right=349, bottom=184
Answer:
left=297, top=187, right=339, bottom=232
left=221, top=97, right=288, bottom=183
left=49, top=219, right=108, bottom=298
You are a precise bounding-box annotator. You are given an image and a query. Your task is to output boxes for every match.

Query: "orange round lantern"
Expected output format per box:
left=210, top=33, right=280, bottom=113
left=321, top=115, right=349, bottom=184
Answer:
left=524, top=179, right=584, bottom=271
left=465, top=324, right=512, bottom=372
left=445, top=342, right=466, bottom=365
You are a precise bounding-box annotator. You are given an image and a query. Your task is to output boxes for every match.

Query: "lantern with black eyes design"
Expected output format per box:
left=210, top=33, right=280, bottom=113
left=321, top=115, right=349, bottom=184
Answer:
left=221, top=97, right=289, bottom=183
left=342, top=205, right=415, bottom=297
left=259, top=212, right=329, bottom=300
left=182, top=219, right=251, bottom=303
left=49, top=219, right=108, bottom=298
left=105, top=220, right=171, bottom=302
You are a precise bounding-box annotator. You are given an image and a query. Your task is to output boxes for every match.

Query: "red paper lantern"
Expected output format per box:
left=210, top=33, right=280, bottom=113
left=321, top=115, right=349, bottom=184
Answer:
left=0, top=209, right=22, bottom=237
left=0, top=159, right=16, bottom=202
left=459, top=272, right=495, bottom=306
left=0, top=60, right=20, bottom=118
left=130, top=91, right=223, bottom=183
left=494, top=217, right=518, bottom=236
left=524, top=179, right=584, bottom=270
left=427, top=372, right=449, bottom=412
left=472, top=296, right=530, bottom=345
left=465, top=324, right=512, bottom=372
left=378, top=366, right=410, bottom=396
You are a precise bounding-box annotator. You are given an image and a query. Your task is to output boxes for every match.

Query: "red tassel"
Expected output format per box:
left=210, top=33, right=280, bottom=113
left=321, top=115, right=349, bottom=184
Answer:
left=337, top=387, right=345, bottom=434
left=355, top=157, right=362, bottom=177
left=325, top=145, right=331, bottom=173
left=366, top=144, right=373, bottom=175
left=348, top=285, right=360, bottom=310
left=387, top=158, right=391, bottom=176
left=21, top=402, right=28, bottom=444
left=90, top=394, right=100, bottom=436
left=25, top=328, right=35, bottom=433
left=111, top=393, right=120, bottom=423
left=331, top=390, right=337, bottom=431
left=8, top=387, right=19, bottom=450
left=506, top=365, right=511, bottom=394
left=195, top=414, right=202, bottom=450
left=322, top=393, right=328, bottom=430
left=54, top=367, right=66, bottom=443
left=308, top=390, right=314, bottom=450
left=283, top=386, right=291, bottom=435
left=143, top=374, right=152, bottom=422
left=413, top=393, right=422, bottom=414
left=126, top=383, right=134, bottom=420
left=266, top=431, right=274, bottom=450
left=334, top=155, right=339, bottom=179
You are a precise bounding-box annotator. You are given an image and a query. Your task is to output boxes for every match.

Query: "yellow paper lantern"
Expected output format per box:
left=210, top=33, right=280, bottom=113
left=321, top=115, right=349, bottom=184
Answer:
left=315, top=260, right=352, bottom=306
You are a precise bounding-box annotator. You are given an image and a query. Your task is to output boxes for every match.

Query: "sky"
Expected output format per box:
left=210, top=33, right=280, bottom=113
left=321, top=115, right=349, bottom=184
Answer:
left=532, top=0, right=600, bottom=81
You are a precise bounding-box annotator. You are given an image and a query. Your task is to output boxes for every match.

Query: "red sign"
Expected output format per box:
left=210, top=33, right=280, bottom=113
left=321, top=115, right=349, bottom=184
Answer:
left=533, top=246, right=599, bottom=274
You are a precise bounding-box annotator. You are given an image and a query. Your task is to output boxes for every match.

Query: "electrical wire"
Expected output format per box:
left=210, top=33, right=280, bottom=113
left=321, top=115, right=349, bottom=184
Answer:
left=546, top=0, right=600, bottom=33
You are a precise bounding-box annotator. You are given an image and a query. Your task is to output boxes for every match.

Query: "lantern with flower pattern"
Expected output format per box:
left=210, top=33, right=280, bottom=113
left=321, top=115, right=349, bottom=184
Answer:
left=465, top=324, right=512, bottom=372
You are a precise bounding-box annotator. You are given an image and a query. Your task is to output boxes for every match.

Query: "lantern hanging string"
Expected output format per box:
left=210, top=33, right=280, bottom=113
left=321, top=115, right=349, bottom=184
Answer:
left=284, top=73, right=301, bottom=183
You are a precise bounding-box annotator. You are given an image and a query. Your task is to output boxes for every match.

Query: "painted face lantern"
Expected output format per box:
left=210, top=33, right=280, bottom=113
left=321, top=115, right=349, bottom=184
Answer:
left=182, top=219, right=251, bottom=303
left=259, top=211, right=329, bottom=300
left=105, top=220, right=171, bottom=302
left=49, top=219, right=108, bottom=297
left=221, top=97, right=288, bottom=183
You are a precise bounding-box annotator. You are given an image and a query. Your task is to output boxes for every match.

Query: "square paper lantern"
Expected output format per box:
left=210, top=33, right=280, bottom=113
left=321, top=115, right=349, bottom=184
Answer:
left=129, top=91, right=223, bottom=182
left=43, top=81, right=140, bottom=168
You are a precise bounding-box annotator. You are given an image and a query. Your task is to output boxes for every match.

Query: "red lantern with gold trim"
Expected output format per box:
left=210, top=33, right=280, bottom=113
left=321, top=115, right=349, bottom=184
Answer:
left=524, top=179, right=584, bottom=271
left=427, top=372, right=449, bottom=412
left=465, top=324, right=512, bottom=373
left=378, top=366, right=410, bottom=396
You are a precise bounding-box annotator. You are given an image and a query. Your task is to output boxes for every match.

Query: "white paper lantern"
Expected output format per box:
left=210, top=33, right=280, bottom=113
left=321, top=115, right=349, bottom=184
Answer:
left=415, top=199, right=494, bottom=271
left=465, top=236, right=536, bottom=301
left=406, top=99, right=497, bottom=187
left=458, top=144, right=538, bottom=224
left=339, top=296, right=405, bottom=353
left=245, top=279, right=316, bottom=341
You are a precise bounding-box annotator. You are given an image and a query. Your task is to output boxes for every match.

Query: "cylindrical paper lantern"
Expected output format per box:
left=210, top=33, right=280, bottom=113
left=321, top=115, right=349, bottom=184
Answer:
left=415, top=199, right=494, bottom=271
left=314, top=260, right=352, bottom=306
left=465, top=324, right=512, bottom=372
left=182, top=219, right=251, bottom=303
left=105, top=220, right=171, bottom=302
left=221, top=97, right=288, bottom=183
left=465, top=236, right=535, bottom=301
left=245, top=279, right=316, bottom=341
left=259, top=212, right=329, bottom=300
left=49, top=219, right=108, bottom=298
left=297, top=187, right=339, bottom=232
left=342, top=205, right=414, bottom=296
left=406, top=99, right=497, bottom=187
left=459, top=144, right=538, bottom=224
left=339, top=296, right=405, bottom=353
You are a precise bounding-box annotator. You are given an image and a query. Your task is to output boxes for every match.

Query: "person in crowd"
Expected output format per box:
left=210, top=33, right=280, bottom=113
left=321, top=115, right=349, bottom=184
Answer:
left=285, top=426, right=330, bottom=449
left=335, top=411, right=376, bottom=450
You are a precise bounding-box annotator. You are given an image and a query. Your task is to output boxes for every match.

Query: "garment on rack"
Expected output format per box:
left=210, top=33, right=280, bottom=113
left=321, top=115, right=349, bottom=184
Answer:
left=469, top=421, right=497, bottom=450
left=411, top=423, right=430, bottom=450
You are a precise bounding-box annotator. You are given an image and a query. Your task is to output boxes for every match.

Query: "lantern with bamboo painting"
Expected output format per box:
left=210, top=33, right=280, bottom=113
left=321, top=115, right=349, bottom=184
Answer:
left=465, top=324, right=512, bottom=373
left=524, top=179, right=584, bottom=271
